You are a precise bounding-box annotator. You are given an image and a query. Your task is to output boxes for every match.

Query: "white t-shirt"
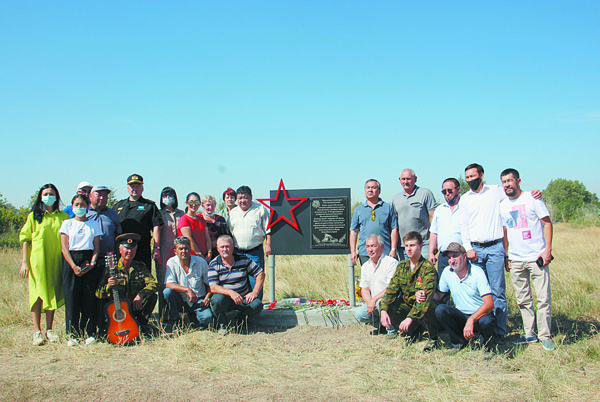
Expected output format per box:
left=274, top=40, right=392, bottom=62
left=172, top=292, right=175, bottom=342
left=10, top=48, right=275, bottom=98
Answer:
left=59, top=219, right=103, bottom=251
left=359, top=255, right=398, bottom=297
left=500, top=191, right=550, bottom=261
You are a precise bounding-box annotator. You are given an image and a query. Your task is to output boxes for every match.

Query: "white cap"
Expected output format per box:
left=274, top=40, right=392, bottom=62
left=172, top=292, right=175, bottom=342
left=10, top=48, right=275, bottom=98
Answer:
left=76, top=181, right=93, bottom=191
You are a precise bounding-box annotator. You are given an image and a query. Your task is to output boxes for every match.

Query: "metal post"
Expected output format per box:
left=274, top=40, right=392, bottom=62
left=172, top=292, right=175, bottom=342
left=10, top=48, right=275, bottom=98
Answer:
left=268, top=254, right=276, bottom=303
left=348, top=254, right=355, bottom=307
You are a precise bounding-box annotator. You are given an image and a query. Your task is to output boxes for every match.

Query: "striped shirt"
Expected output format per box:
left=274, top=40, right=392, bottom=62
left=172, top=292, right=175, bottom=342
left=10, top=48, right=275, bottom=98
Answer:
left=208, top=253, right=263, bottom=296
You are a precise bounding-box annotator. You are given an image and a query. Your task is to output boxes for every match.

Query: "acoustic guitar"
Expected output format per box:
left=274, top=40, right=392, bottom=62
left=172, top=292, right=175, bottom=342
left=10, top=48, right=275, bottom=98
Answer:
left=104, top=252, right=140, bottom=345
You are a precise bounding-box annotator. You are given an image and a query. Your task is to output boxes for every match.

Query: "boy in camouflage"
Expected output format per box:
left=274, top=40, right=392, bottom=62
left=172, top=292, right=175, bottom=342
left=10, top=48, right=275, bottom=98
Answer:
left=380, top=231, right=439, bottom=348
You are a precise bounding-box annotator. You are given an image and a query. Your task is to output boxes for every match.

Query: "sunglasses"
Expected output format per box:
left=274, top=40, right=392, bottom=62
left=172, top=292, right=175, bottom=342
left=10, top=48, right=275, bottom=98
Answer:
left=187, top=201, right=201, bottom=206
left=370, top=210, right=376, bottom=221
left=441, top=189, right=455, bottom=195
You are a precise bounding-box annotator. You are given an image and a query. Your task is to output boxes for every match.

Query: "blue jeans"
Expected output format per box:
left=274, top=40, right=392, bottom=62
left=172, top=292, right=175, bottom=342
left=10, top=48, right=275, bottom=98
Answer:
left=240, top=245, right=264, bottom=300
left=163, top=288, right=213, bottom=327
left=355, top=300, right=395, bottom=335
left=435, top=304, right=496, bottom=347
left=471, top=241, right=507, bottom=336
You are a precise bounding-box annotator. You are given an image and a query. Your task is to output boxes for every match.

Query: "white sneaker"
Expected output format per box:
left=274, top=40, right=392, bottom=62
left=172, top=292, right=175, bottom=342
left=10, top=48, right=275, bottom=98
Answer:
left=67, top=339, right=80, bottom=347
left=45, top=330, right=59, bottom=343
left=85, top=336, right=97, bottom=345
left=32, top=331, right=45, bottom=346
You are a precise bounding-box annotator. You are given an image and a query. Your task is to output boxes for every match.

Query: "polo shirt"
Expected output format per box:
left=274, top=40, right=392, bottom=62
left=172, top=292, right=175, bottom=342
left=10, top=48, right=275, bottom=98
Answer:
left=87, top=206, right=122, bottom=256
left=350, top=199, right=398, bottom=256
left=227, top=202, right=270, bottom=250
left=208, top=253, right=263, bottom=297
left=165, top=255, right=210, bottom=305
left=430, top=202, right=462, bottom=252
left=459, top=184, right=507, bottom=251
left=392, top=186, right=437, bottom=246
left=439, top=264, right=492, bottom=315
left=359, top=255, right=398, bottom=297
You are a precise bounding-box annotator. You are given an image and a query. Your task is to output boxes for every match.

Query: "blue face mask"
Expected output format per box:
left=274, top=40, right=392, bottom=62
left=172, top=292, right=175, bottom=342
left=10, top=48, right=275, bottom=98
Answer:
left=162, top=197, right=175, bottom=206
left=73, top=207, right=87, bottom=217
left=42, top=195, right=56, bottom=206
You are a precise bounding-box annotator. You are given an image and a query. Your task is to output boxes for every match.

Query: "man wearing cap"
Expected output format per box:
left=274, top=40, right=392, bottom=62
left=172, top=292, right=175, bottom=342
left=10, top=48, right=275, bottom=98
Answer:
left=64, top=182, right=93, bottom=218
left=429, top=178, right=463, bottom=276
left=113, top=174, right=163, bottom=273
left=500, top=168, right=555, bottom=350
left=434, top=242, right=495, bottom=349
left=208, top=235, right=265, bottom=335
left=392, top=169, right=437, bottom=260
left=96, top=233, right=158, bottom=330
left=163, top=236, right=213, bottom=330
left=350, top=179, right=398, bottom=266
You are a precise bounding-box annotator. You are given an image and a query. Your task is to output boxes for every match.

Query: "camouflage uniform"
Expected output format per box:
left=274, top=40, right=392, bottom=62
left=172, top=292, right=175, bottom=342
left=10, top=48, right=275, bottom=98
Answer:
left=380, top=256, right=438, bottom=338
left=96, top=259, right=157, bottom=326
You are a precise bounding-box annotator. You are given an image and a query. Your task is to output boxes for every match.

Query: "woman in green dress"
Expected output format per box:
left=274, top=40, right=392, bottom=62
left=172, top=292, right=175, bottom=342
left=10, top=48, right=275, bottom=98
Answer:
left=19, top=184, right=69, bottom=346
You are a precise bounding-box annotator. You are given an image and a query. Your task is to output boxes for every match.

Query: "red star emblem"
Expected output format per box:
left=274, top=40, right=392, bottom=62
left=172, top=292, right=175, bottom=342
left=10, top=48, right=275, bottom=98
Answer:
left=257, top=179, right=308, bottom=231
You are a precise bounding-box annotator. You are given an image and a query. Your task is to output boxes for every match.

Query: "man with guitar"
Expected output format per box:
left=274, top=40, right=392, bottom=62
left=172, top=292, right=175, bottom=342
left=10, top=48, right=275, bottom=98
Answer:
left=96, top=233, right=158, bottom=336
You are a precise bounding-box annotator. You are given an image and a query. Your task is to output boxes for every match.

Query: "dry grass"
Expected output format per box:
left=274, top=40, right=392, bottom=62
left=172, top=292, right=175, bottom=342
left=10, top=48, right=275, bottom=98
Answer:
left=1, top=225, right=599, bottom=401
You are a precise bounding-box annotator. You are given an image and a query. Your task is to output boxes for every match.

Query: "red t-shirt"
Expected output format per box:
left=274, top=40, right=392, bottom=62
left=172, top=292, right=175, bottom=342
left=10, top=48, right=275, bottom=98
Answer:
left=177, top=214, right=208, bottom=256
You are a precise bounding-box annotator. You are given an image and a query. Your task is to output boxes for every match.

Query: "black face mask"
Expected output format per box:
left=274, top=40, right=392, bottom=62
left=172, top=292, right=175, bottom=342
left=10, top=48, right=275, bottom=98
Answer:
left=466, top=177, right=482, bottom=191
left=447, top=193, right=459, bottom=205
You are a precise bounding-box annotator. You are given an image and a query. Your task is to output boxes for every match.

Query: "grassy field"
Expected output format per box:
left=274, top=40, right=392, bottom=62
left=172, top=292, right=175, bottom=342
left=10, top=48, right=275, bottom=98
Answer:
left=1, top=224, right=599, bottom=401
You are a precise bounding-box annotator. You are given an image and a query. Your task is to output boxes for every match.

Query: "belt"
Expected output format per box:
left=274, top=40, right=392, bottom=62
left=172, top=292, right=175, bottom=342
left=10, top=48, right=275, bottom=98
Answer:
left=471, top=239, right=502, bottom=248
left=237, top=244, right=263, bottom=253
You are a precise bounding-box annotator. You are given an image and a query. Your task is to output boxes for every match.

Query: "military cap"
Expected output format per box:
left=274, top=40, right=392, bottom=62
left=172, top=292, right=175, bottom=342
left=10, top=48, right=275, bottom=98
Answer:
left=442, top=242, right=466, bottom=257
left=127, top=174, right=144, bottom=185
left=116, top=233, right=142, bottom=248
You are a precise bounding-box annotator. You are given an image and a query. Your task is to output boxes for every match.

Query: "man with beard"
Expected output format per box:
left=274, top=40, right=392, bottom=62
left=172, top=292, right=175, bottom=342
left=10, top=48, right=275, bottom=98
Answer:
left=429, top=178, right=462, bottom=276
left=500, top=168, right=555, bottom=350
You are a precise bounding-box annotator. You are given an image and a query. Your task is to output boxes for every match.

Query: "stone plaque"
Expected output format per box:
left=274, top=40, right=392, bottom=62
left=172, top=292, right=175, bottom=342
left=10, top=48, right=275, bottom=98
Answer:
left=310, top=197, right=349, bottom=248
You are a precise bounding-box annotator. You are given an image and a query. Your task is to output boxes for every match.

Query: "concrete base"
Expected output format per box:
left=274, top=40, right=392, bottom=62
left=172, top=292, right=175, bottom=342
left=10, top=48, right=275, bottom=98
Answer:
left=254, top=306, right=359, bottom=328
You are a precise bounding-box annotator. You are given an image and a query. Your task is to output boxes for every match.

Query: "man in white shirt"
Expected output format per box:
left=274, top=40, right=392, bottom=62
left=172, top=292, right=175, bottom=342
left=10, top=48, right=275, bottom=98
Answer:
left=429, top=178, right=462, bottom=276
left=500, top=168, right=555, bottom=350
left=163, top=236, right=213, bottom=330
left=227, top=186, right=271, bottom=299
left=355, top=234, right=398, bottom=335
left=459, top=163, right=509, bottom=336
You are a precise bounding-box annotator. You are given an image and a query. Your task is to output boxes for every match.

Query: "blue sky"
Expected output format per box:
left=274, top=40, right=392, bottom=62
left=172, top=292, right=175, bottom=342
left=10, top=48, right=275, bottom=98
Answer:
left=1, top=1, right=599, bottom=208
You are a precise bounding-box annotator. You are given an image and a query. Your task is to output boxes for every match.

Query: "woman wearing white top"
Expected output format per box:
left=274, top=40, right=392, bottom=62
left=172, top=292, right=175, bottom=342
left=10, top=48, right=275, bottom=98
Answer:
left=59, top=194, right=102, bottom=345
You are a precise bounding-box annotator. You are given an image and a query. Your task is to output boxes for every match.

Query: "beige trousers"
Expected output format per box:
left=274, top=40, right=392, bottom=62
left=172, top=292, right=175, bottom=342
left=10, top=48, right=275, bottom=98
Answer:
left=509, top=260, right=552, bottom=340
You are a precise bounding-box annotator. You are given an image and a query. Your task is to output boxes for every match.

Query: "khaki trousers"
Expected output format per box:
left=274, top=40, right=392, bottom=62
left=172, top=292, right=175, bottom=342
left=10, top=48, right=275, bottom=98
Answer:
left=509, top=260, right=552, bottom=340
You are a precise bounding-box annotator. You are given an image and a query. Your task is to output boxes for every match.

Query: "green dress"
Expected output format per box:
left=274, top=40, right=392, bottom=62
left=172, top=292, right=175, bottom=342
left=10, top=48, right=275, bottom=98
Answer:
left=19, top=210, right=68, bottom=311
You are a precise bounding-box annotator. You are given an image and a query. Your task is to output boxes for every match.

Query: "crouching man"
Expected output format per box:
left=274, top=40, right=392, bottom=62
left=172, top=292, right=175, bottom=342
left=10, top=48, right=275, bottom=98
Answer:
left=163, top=236, right=213, bottom=330
left=208, top=235, right=265, bottom=335
left=355, top=234, right=398, bottom=335
left=379, top=231, right=439, bottom=350
left=435, top=242, right=495, bottom=349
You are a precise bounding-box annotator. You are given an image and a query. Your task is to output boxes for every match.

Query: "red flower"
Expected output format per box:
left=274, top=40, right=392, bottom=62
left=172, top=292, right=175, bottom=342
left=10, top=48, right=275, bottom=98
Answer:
left=418, top=276, right=422, bottom=282
left=267, top=301, right=277, bottom=310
